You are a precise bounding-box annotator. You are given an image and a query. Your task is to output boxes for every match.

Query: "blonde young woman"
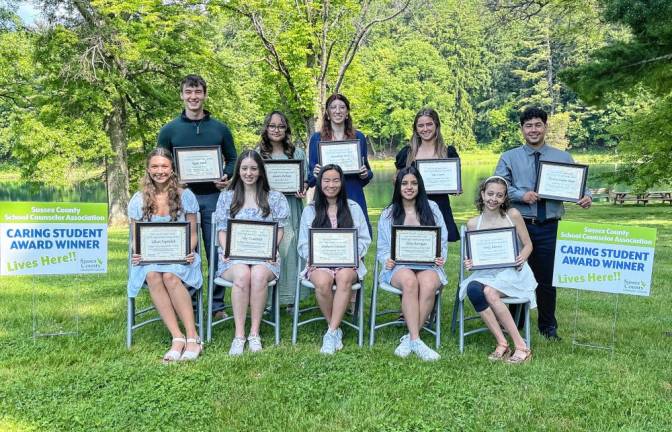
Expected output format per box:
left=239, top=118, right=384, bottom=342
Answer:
left=127, top=148, right=202, bottom=362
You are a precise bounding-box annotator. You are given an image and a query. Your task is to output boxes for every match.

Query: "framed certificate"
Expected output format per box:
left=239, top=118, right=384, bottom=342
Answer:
left=173, top=146, right=224, bottom=183
left=134, top=222, right=191, bottom=265
left=465, top=227, right=518, bottom=270
left=225, top=219, right=278, bottom=261
left=391, top=225, right=440, bottom=265
left=264, top=160, right=304, bottom=194
left=309, top=228, right=358, bottom=267
left=535, top=161, right=588, bottom=203
left=416, top=158, right=462, bottom=194
left=318, top=140, right=362, bottom=174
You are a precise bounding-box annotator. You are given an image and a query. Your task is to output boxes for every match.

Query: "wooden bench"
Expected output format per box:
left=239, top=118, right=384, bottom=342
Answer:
left=611, top=192, right=649, bottom=205
left=645, top=191, right=672, bottom=205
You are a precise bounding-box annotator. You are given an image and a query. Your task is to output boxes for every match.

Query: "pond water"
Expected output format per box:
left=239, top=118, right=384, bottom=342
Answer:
left=364, top=163, right=618, bottom=214
left=0, top=163, right=617, bottom=208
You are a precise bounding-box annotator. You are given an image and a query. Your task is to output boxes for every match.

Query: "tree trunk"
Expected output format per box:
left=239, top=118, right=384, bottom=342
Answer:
left=105, top=95, right=130, bottom=226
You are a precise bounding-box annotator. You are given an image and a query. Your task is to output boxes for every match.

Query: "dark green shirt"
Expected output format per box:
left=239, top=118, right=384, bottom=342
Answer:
left=157, top=110, right=237, bottom=195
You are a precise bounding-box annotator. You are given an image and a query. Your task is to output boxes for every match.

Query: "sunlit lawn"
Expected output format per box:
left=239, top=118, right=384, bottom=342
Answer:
left=1, top=203, right=670, bottom=431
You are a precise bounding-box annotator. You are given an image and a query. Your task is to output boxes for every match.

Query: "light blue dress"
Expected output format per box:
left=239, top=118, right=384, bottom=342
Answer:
left=376, top=200, right=448, bottom=285
left=215, top=190, right=289, bottom=278
left=126, top=189, right=203, bottom=298
left=297, top=199, right=371, bottom=280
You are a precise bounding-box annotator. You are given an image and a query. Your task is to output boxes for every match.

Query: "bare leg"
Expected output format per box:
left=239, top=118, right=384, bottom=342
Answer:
left=146, top=272, right=184, bottom=339
left=162, top=273, right=199, bottom=352
left=329, top=269, right=357, bottom=330
left=249, top=265, right=275, bottom=335
left=416, top=270, right=440, bottom=329
left=310, top=269, right=336, bottom=323
left=391, top=269, right=421, bottom=339
left=485, top=287, right=528, bottom=351
left=223, top=264, right=252, bottom=338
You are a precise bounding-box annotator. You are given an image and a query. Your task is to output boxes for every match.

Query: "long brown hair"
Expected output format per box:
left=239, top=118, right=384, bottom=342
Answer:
left=141, top=148, right=183, bottom=221
left=406, top=108, right=447, bottom=167
left=320, top=93, right=356, bottom=141
left=257, top=111, right=296, bottom=159
left=228, top=150, right=271, bottom=218
left=475, top=176, right=511, bottom=216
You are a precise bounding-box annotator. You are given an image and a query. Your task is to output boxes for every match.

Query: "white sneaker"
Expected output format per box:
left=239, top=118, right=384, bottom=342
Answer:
left=333, top=327, right=344, bottom=351
left=320, top=328, right=343, bottom=355
left=229, top=337, right=246, bottom=356
left=247, top=335, right=263, bottom=353
left=394, top=334, right=412, bottom=358
left=411, top=338, right=440, bottom=361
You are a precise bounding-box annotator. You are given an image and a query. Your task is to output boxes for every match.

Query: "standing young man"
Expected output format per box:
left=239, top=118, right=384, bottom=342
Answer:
left=158, top=74, right=237, bottom=316
left=494, top=107, right=592, bottom=340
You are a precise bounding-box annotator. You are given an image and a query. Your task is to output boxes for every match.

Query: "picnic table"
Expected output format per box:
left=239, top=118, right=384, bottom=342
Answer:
left=611, top=191, right=672, bottom=205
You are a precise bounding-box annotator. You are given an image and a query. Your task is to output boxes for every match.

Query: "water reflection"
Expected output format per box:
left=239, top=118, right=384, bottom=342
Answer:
left=365, top=163, right=618, bottom=214
left=0, top=163, right=617, bottom=209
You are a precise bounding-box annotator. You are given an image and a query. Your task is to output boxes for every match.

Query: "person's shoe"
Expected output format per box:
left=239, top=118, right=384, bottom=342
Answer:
left=410, top=338, right=440, bottom=361
left=487, top=343, right=511, bottom=361
left=179, top=337, right=203, bottom=361
left=506, top=347, right=532, bottom=364
left=333, top=327, right=344, bottom=351
left=540, top=327, right=562, bottom=341
left=394, top=334, right=412, bottom=358
left=163, top=337, right=186, bottom=363
left=247, top=335, right=263, bottom=353
left=229, top=336, right=246, bottom=356
left=213, top=310, right=228, bottom=320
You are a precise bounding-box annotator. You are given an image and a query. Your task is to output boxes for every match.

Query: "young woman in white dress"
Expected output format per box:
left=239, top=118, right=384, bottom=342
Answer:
left=459, top=176, right=537, bottom=364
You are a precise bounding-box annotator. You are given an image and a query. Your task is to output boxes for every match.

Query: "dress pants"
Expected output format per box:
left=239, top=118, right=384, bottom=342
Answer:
left=194, top=192, right=223, bottom=311
left=525, top=220, right=559, bottom=332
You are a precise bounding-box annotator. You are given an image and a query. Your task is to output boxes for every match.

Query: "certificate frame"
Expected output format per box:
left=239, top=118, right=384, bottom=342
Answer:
left=465, top=226, right=519, bottom=270
left=415, top=158, right=462, bottom=194
left=318, top=140, right=362, bottom=174
left=225, top=219, right=278, bottom=261
left=534, top=161, right=588, bottom=203
left=264, top=160, right=304, bottom=194
left=134, top=221, right=191, bottom=265
left=173, top=145, right=224, bottom=183
left=309, top=228, right=358, bottom=268
left=391, top=225, right=441, bottom=265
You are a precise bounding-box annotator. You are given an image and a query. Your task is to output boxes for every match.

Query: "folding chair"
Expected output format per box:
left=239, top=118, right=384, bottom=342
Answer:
left=291, top=257, right=365, bottom=346
left=455, top=225, right=531, bottom=352
left=126, top=213, right=204, bottom=349
left=206, top=215, right=280, bottom=344
left=368, top=258, right=443, bottom=349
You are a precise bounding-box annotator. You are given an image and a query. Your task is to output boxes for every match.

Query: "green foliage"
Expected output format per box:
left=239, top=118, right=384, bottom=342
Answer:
left=561, top=0, right=672, bottom=189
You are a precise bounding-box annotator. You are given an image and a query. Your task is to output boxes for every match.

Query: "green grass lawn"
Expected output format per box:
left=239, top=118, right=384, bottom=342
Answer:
left=1, top=203, right=670, bottom=431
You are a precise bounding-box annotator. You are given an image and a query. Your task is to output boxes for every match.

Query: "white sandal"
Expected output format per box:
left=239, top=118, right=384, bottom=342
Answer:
left=163, top=337, right=186, bottom=363
left=179, top=337, right=203, bottom=361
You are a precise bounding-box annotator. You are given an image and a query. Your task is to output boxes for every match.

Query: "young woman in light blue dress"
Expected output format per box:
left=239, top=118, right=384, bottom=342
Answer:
left=459, top=176, right=536, bottom=364
left=256, top=111, right=309, bottom=306
left=297, top=164, right=371, bottom=355
left=377, top=166, right=445, bottom=361
left=215, top=150, right=289, bottom=356
left=127, top=148, right=203, bottom=362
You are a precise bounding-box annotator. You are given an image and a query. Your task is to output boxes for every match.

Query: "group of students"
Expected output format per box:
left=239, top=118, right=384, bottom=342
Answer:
left=127, top=74, right=570, bottom=364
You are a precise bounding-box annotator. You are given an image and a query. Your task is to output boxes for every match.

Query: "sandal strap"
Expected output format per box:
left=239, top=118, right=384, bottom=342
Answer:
left=172, top=337, right=187, bottom=343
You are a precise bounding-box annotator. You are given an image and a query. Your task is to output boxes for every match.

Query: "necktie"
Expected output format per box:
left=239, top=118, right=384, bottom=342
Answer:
left=534, top=151, right=546, bottom=222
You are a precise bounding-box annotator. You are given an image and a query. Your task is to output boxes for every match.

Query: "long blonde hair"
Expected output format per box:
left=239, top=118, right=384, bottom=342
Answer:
left=141, top=148, right=183, bottom=221
left=406, top=108, right=447, bottom=167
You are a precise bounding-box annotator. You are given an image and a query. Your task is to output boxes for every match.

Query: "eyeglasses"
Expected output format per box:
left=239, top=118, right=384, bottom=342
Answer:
left=267, top=124, right=287, bottom=131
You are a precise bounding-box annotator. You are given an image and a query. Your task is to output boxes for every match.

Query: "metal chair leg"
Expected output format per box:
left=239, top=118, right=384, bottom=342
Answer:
left=274, top=283, right=280, bottom=345
left=127, top=297, right=134, bottom=349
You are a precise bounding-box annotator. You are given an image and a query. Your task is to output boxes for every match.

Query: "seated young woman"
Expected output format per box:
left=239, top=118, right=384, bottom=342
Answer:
left=376, top=166, right=445, bottom=361
left=214, top=150, right=289, bottom=356
left=459, top=176, right=536, bottom=364
left=297, top=164, right=371, bottom=355
left=127, top=148, right=203, bottom=363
